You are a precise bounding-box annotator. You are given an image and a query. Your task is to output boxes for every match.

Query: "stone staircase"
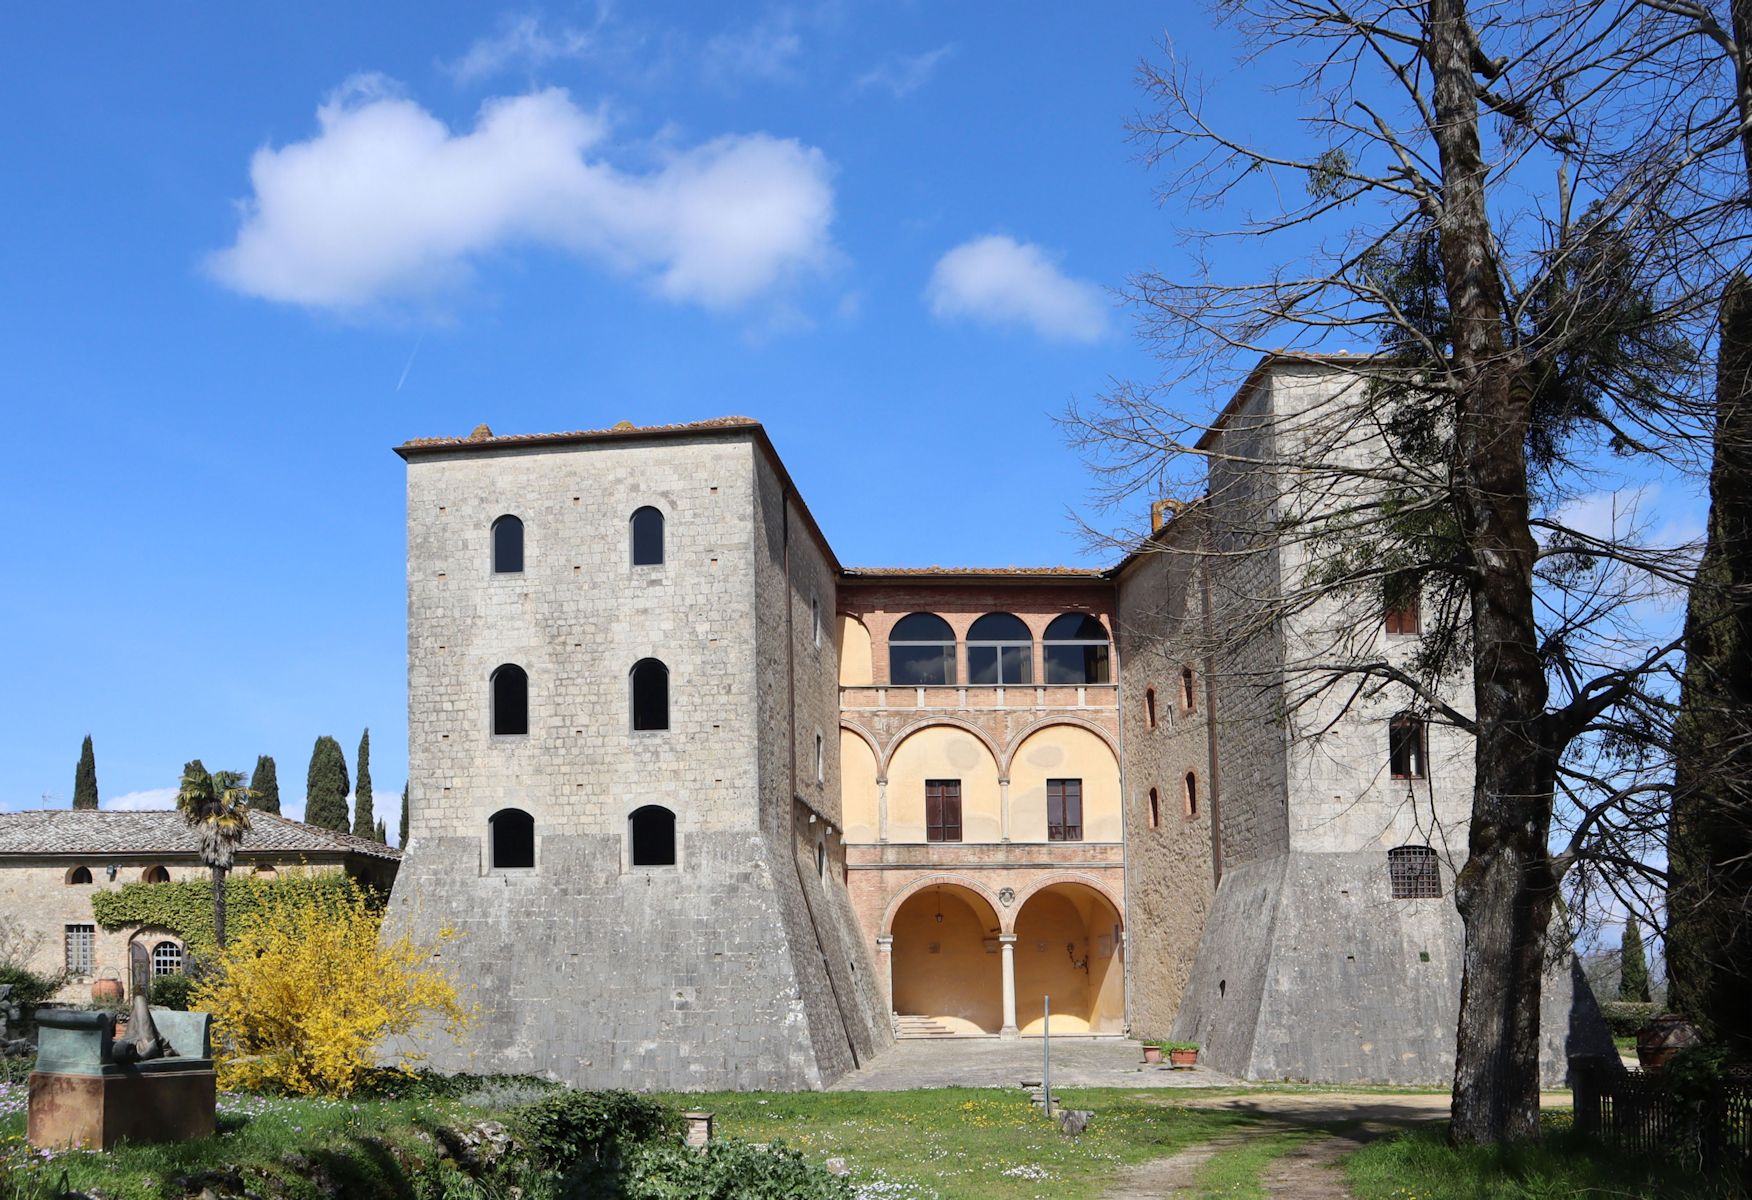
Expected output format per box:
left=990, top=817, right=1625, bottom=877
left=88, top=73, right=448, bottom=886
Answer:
left=892, top=1014, right=957, bottom=1038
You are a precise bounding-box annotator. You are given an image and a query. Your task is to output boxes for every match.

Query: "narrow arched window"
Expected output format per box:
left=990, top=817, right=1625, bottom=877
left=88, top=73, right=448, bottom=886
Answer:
left=816, top=840, right=826, bottom=877
left=1044, top=614, right=1111, bottom=685
left=1184, top=771, right=1199, bottom=817
left=889, top=613, right=956, bottom=686
left=492, top=515, right=524, bottom=574
left=967, top=613, right=1033, bottom=685
left=492, top=664, right=529, bottom=736
left=630, top=805, right=676, bottom=867
left=631, top=506, right=664, bottom=566
left=815, top=732, right=824, bottom=783
left=1180, top=666, right=1198, bottom=711
left=142, top=865, right=170, bottom=883
left=1148, top=788, right=1160, bottom=829
left=1145, top=688, right=1158, bottom=729
left=152, top=942, right=184, bottom=976
left=1388, top=845, right=1441, bottom=898
left=631, top=658, right=669, bottom=731
left=489, top=808, right=535, bottom=869
left=65, top=866, right=92, bottom=885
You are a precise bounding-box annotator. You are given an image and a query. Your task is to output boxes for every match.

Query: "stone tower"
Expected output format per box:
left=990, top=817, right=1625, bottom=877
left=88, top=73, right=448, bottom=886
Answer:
left=385, top=419, right=889, bottom=1090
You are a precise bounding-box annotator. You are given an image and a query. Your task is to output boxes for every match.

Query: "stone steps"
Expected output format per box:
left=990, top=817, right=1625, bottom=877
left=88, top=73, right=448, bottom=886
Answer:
left=893, top=1015, right=957, bottom=1038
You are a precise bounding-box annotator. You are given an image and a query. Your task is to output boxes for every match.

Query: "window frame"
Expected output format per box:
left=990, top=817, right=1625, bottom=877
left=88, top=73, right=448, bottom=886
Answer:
left=1388, top=845, right=1442, bottom=898
left=1046, top=778, right=1083, bottom=842
left=630, top=506, right=665, bottom=568
left=488, top=807, right=536, bottom=871
left=491, top=664, right=530, bottom=737
left=925, top=779, right=963, bottom=843
left=491, top=514, right=525, bottom=575
left=631, top=658, right=670, bottom=732
left=1389, top=715, right=1427, bottom=780
left=151, top=941, right=184, bottom=977
left=629, top=804, right=678, bottom=869
left=1145, top=688, right=1157, bottom=730
left=1042, top=614, right=1111, bottom=686
left=888, top=613, right=957, bottom=687
left=1384, top=585, right=1421, bottom=636
left=142, top=864, right=170, bottom=883
left=65, top=923, right=95, bottom=977
left=966, top=613, right=1034, bottom=686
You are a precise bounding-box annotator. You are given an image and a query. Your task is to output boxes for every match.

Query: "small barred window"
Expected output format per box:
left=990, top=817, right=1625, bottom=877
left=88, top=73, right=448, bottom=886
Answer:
left=65, top=924, right=95, bottom=976
left=1388, top=846, right=1441, bottom=899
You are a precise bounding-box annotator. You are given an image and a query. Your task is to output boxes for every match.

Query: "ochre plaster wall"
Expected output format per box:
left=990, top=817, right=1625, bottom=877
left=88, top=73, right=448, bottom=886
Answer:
left=884, top=726, right=1002, bottom=844
left=1008, top=725, right=1122, bottom=844
left=1013, top=884, right=1124, bottom=1034
left=889, top=885, right=1004, bottom=1033
left=841, top=730, right=880, bottom=842
left=836, top=615, right=873, bottom=686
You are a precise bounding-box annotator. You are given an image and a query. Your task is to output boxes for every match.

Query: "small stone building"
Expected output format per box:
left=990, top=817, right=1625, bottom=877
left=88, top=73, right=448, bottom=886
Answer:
left=0, top=810, right=400, bottom=1003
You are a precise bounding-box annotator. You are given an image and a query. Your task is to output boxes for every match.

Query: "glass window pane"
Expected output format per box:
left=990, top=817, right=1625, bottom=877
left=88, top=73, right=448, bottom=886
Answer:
left=1001, top=644, right=1033, bottom=684
left=891, top=644, right=953, bottom=686
left=891, top=613, right=954, bottom=642
left=632, top=507, right=664, bottom=566
left=968, top=613, right=1029, bottom=641
left=493, top=516, right=523, bottom=574
left=967, top=645, right=999, bottom=685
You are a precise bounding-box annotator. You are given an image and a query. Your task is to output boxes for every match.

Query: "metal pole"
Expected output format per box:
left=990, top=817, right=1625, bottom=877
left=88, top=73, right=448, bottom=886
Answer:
left=1043, top=994, right=1052, bottom=1119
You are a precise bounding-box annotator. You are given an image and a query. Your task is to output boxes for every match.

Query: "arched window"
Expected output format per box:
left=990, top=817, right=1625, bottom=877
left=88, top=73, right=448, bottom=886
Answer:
left=631, top=506, right=664, bottom=566
left=815, top=733, right=824, bottom=784
left=967, top=613, right=1033, bottom=685
left=630, top=805, right=676, bottom=867
left=252, top=865, right=278, bottom=880
left=492, top=664, right=529, bottom=736
left=1180, top=666, right=1198, bottom=711
left=1148, top=788, right=1160, bottom=829
left=1389, top=714, right=1427, bottom=779
left=492, top=515, right=524, bottom=574
left=142, top=865, right=170, bottom=883
left=889, top=613, right=956, bottom=686
left=1043, top=614, right=1111, bottom=685
left=65, top=866, right=92, bottom=885
left=152, top=941, right=183, bottom=976
left=1184, top=771, right=1199, bottom=817
left=489, top=808, right=535, bottom=869
left=1388, top=845, right=1441, bottom=898
left=816, top=840, right=827, bottom=877
left=812, top=594, right=822, bottom=648
left=1145, top=688, right=1158, bottom=730
left=632, top=658, right=669, bottom=731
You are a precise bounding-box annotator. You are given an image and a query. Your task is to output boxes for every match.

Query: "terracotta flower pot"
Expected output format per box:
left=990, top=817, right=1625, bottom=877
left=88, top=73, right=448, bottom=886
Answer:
left=91, top=978, right=124, bottom=1004
left=1143, top=1046, right=1164, bottom=1064
left=1169, top=1049, right=1198, bottom=1068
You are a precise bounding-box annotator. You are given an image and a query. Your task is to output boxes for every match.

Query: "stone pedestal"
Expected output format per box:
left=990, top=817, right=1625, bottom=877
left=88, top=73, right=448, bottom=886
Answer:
left=28, top=1066, right=216, bottom=1150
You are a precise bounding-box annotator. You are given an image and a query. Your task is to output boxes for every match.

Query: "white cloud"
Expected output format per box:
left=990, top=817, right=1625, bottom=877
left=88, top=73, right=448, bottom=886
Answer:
left=444, top=14, right=598, bottom=84
left=856, top=45, right=954, bottom=98
left=925, top=235, right=1107, bottom=342
left=703, top=15, right=803, bottom=84
left=207, top=77, right=838, bottom=313
left=105, top=787, right=177, bottom=812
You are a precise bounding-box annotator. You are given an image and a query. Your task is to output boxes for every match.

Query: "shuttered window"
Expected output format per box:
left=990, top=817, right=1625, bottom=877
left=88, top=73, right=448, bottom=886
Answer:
left=925, top=780, right=962, bottom=843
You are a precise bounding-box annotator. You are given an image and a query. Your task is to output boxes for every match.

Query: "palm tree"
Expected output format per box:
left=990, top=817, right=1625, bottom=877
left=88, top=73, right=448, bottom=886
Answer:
left=176, top=760, right=252, bottom=949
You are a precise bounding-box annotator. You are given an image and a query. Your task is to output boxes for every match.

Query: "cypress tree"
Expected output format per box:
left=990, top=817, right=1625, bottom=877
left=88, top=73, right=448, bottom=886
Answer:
left=399, top=782, right=409, bottom=849
left=304, top=735, right=351, bottom=832
left=374, top=818, right=387, bottom=844
left=1620, top=916, right=1652, bottom=1004
left=72, top=735, right=98, bottom=811
left=249, top=755, right=281, bottom=815
left=352, top=728, right=374, bottom=839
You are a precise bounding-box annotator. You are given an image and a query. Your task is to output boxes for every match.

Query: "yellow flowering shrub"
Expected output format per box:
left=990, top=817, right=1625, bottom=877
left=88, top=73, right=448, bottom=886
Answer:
left=193, top=881, right=473, bottom=1095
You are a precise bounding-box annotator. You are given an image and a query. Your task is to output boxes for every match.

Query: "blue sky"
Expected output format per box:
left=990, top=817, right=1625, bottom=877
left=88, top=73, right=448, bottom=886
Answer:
left=3, top=4, right=1273, bottom=819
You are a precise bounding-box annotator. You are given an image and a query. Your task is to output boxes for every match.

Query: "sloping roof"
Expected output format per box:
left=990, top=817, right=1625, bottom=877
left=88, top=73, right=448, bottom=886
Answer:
left=0, top=810, right=401, bottom=861
left=395, top=416, right=762, bottom=456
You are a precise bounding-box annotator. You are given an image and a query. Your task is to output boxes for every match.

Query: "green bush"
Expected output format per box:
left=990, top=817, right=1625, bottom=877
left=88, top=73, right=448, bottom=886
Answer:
left=0, top=963, right=63, bottom=1008
left=513, top=1088, right=677, bottom=1174
left=148, top=973, right=197, bottom=1010
left=625, top=1138, right=853, bottom=1200
left=1599, top=1000, right=1662, bottom=1038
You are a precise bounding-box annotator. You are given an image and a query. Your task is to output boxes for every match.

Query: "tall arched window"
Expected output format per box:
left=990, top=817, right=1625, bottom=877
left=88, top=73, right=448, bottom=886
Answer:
left=1180, top=666, right=1198, bottom=711
left=152, top=941, right=184, bottom=976
left=492, top=664, right=529, bottom=735
left=1043, top=614, right=1111, bottom=685
left=630, top=805, right=676, bottom=867
left=631, top=506, right=664, bottom=566
left=967, top=613, right=1033, bottom=685
left=1148, top=788, right=1160, bottom=829
left=632, top=658, right=669, bottom=731
left=1145, top=688, right=1158, bottom=729
left=1184, top=771, right=1199, bottom=817
left=492, top=515, right=524, bottom=574
left=489, top=807, right=535, bottom=869
left=889, top=613, right=956, bottom=686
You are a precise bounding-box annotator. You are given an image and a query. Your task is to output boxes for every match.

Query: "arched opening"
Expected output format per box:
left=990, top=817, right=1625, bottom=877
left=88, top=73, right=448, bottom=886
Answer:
left=252, top=864, right=278, bottom=880
left=814, top=732, right=824, bottom=783
left=1184, top=771, right=1199, bottom=817
left=630, top=805, right=677, bottom=867
left=1008, top=724, right=1122, bottom=843
left=1013, top=882, right=1124, bottom=1035
left=889, top=883, right=1003, bottom=1035
left=1180, top=665, right=1198, bottom=711
left=492, top=664, right=529, bottom=735
left=142, top=865, right=170, bottom=883
left=967, top=613, right=1033, bottom=685
left=885, top=724, right=1002, bottom=843
left=152, top=941, right=184, bottom=977
left=631, top=506, right=664, bottom=566
left=1145, top=688, right=1157, bottom=729
left=65, top=866, right=92, bottom=885
left=889, top=613, right=956, bottom=686
left=1043, top=614, right=1110, bottom=684
left=1148, top=789, right=1160, bottom=829
left=492, top=515, right=524, bottom=574
left=489, top=808, right=535, bottom=869
left=631, top=658, right=669, bottom=731
left=841, top=729, right=880, bottom=841
left=837, top=615, right=874, bottom=685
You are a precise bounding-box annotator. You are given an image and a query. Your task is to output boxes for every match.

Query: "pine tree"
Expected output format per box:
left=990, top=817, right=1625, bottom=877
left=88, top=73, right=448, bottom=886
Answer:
left=250, top=755, right=281, bottom=815
left=399, top=782, right=409, bottom=849
left=304, top=736, right=351, bottom=832
left=1620, top=916, right=1652, bottom=1004
left=72, top=735, right=98, bottom=811
left=373, top=818, right=386, bottom=844
left=352, top=729, right=374, bottom=840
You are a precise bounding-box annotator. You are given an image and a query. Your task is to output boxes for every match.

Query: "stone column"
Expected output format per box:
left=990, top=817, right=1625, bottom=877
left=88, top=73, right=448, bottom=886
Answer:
left=999, top=934, right=1019, bottom=1037
left=877, top=778, right=888, bottom=843
left=876, top=935, right=895, bottom=1013
left=999, top=778, right=1010, bottom=842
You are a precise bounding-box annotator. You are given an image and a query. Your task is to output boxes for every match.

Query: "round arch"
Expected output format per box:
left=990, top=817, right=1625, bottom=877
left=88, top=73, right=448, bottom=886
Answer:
left=884, top=722, right=1003, bottom=844
left=1012, top=879, right=1126, bottom=1036
left=879, top=872, right=1005, bottom=936
left=999, top=717, right=1120, bottom=774
left=1010, top=870, right=1127, bottom=920
left=1005, top=722, right=1123, bottom=844
left=880, top=716, right=1004, bottom=776
left=840, top=724, right=882, bottom=843
left=886, top=879, right=1006, bottom=1036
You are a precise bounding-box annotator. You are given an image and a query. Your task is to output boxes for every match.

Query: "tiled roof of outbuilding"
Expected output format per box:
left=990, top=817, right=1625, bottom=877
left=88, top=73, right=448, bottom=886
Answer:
left=0, top=810, right=401, bottom=861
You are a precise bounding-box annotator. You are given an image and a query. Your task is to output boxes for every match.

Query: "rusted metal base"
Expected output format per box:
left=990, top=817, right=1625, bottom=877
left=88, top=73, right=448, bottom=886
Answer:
left=28, top=1068, right=216, bottom=1150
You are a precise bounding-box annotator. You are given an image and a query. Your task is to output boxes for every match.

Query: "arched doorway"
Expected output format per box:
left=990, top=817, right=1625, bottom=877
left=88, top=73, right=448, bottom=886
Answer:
left=1013, top=881, right=1124, bottom=1035
left=889, top=882, right=1003, bottom=1035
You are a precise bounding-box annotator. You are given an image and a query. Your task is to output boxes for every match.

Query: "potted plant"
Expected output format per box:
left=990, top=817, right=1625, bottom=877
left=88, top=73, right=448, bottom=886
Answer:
left=1163, top=1041, right=1199, bottom=1068
left=1142, top=1042, right=1164, bottom=1065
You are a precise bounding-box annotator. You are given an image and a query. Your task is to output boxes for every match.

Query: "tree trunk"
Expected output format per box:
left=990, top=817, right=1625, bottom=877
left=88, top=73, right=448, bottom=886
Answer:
left=1422, top=0, right=1557, bottom=1144
left=1668, top=273, right=1752, bottom=1056
left=212, top=863, right=227, bottom=950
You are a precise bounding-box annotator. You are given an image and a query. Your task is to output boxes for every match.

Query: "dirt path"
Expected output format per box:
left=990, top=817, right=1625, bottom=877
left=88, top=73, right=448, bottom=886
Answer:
left=1102, top=1132, right=1257, bottom=1200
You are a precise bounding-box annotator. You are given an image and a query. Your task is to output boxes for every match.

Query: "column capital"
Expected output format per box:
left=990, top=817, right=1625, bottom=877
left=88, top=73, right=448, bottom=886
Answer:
left=875, top=934, right=894, bottom=949
left=997, top=933, right=1018, bottom=945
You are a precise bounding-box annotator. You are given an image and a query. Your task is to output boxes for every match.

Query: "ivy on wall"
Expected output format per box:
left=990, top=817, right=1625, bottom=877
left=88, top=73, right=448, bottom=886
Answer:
left=89, top=871, right=385, bottom=956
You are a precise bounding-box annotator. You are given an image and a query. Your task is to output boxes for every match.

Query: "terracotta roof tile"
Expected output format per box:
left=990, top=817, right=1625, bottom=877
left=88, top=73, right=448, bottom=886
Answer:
left=0, top=810, right=401, bottom=861
left=842, top=566, right=1109, bottom=579
left=399, top=416, right=761, bottom=453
